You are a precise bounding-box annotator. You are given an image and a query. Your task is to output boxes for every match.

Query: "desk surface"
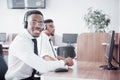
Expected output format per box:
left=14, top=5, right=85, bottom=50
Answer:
left=2, top=44, right=9, bottom=49
left=41, top=61, right=120, bottom=80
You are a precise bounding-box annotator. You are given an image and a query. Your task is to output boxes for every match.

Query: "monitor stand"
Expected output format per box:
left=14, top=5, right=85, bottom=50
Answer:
left=99, top=63, right=120, bottom=70
left=66, top=42, right=72, bottom=46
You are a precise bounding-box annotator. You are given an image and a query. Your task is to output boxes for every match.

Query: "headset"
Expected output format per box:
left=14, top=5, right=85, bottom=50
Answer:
left=23, top=12, right=28, bottom=29
left=42, top=24, right=47, bottom=30
left=23, top=10, right=43, bottom=29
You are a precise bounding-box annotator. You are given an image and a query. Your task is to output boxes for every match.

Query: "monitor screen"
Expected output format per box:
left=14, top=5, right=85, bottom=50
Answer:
left=62, top=33, right=78, bottom=44
left=106, top=30, right=115, bottom=63
left=100, top=30, right=119, bottom=70
left=0, top=33, right=6, bottom=42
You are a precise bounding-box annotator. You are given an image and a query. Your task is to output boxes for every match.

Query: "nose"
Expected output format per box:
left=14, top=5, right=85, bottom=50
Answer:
left=35, top=24, right=44, bottom=28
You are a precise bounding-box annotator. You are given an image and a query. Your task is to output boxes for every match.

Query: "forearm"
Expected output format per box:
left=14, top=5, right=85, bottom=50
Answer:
left=43, top=55, right=56, bottom=61
left=57, top=56, right=65, bottom=60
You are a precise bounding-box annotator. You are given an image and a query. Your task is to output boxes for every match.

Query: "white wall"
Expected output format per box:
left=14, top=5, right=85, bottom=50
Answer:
left=0, top=0, right=119, bottom=46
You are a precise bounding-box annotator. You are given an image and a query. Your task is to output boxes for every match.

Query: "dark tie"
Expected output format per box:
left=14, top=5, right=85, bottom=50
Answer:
left=32, top=39, right=38, bottom=55
left=49, top=39, right=56, bottom=58
left=31, top=39, right=38, bottom=78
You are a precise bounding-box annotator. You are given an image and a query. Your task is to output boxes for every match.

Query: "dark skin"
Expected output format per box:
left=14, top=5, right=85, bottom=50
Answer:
left=27, top=14, right=43, bottom=37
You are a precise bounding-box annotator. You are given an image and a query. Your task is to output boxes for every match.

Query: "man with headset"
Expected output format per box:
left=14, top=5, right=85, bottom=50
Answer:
left=5, top=10, right=73, bottom=80
left=38, top=19, right=65, bottom=61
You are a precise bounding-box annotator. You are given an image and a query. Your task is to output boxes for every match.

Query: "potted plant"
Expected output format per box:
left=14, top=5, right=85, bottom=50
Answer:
left=84, top=7, right=110, bottom=32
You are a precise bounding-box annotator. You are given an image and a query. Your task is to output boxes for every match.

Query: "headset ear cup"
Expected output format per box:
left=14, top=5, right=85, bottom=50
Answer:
left=45, top=25, right=47, bottom=30
left=24, top=21, right=28, bottom=29
left=43, top=25, right=46, bottom=30
left=42, top=28, right=44, bottom=31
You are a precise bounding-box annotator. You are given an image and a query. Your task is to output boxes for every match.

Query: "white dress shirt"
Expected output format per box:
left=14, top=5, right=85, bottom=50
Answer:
left=5, top=29, right=65, bottom=80
left=38, top=32, right=57, bottom=60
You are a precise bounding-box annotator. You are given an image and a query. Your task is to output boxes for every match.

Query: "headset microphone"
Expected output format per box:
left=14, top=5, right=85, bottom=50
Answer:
left=42, top=28, right=44, bottom=31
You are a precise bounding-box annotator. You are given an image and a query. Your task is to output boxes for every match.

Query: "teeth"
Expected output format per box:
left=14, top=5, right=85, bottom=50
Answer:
left=34, top=30, right=40, bottom=33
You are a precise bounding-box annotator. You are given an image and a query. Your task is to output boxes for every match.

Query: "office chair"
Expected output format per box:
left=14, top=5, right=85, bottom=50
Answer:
left=57, top=46, right=76, bottom=59
left=0, top=44, right=8, bottom=80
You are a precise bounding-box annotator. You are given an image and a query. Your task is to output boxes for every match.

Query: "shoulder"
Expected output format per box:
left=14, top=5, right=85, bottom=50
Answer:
left=10, top=31, right=33, bottom=48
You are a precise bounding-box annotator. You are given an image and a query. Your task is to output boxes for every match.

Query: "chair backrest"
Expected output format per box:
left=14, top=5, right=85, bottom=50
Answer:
left=77, top=33, right=119, bottom=62
left=0, top=44, right=8, bottom=80
left=0, top=44, right=3, bottom=56
left=57, top=46, right=76, bottom=59
left=77, top=33, right=107, bottom=62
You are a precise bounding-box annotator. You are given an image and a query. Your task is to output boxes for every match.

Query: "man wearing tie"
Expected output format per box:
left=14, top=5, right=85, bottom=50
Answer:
left=5, top=10, right=73, bottom=80
left=38, top=19, right=65, bottom=61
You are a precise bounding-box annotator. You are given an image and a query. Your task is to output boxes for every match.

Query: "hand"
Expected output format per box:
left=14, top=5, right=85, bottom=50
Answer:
left=57, top=56, right=65, bottom=60
left=64, top=57, right=73, bottom=66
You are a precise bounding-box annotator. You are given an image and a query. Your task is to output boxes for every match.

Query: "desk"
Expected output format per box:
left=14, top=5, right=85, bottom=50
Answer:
left=2, top=44, right=9, bottom=49
left=2, top=45, right=9, bottom=55
left=41, top=61, right=120, bottom=80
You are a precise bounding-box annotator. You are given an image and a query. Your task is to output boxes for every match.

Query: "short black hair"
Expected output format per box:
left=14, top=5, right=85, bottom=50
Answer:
left=24, top=10, right=43, bottom=21
left=44, top=19, right=53, bottom=23
left=24, top=10, right=43, bottom=28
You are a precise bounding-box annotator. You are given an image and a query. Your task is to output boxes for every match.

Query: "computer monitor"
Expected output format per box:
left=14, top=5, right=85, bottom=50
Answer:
left=62, top=33, right=78, bottom=45
left=99, top=30, right=119, bottom=70
left=0, top=33, right=6, bottom=44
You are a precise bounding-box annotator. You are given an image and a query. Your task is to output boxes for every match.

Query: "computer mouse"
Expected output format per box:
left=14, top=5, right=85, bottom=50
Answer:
left=55, top=68, right=68, bottom=72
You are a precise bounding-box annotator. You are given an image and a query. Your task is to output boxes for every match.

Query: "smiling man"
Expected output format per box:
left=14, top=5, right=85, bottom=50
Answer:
left=5, top=10, right=73, bottom=80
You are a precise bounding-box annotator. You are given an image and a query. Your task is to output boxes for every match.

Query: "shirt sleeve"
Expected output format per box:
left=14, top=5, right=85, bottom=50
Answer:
left=9, top=36, right=65, bottom=73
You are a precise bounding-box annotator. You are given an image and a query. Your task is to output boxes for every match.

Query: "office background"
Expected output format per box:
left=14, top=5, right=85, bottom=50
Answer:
left=0, top=0, right=119, bottom=46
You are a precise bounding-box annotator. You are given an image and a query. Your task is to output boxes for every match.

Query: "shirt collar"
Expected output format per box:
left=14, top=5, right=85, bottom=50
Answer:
left=20, top=29, right=35, bottom=40
left=42, top=31, right=51, bottom=39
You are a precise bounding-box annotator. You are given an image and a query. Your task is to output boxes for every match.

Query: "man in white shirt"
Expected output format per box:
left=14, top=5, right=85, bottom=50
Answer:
left=5, top=10, right=73, bottom=80
left=38, top=19, right=64, bottom=61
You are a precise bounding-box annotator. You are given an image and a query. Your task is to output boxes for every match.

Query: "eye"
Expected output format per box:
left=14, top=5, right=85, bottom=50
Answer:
left=32, top=21, right=36, bottom=25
